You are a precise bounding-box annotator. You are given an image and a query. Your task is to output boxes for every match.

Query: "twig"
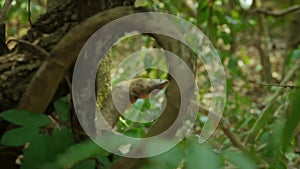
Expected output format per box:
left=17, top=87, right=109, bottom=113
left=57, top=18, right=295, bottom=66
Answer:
left=245, top=58, right=300, bottom=143
left=64, top=75, right=72, bottom=91
left=198, top=103, right=248, bottom=152
left=28, top=0, right=32, bottom=26
left=221, top=121, right=248, bottom=152
left=254, top=5, right=300, bottom=17
left=247, top=80, right=299, bottom=89
left=226, top=67, right=300, bottom=89
left=255, top=1, right=274, bottom=83
left=7, top=39, right=50, bottom=57
left=49, top=114, right=86, bottom=135
left=0, top=0, right=12, bottom=24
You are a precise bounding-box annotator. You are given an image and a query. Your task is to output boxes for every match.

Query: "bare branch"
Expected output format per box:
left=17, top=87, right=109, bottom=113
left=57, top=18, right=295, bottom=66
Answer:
left=254, top=5, right=300, bottom=17
left=28, top=0, right=32, bottom=26
left=198, top=103, right=248, bottom=152
left=221, top=121, right=248, bottom=152
left=246, top=58, right=300, bottom=143
left=226, top=68, right=300, bottom=89
left=7, top=39, right=50, bottom=57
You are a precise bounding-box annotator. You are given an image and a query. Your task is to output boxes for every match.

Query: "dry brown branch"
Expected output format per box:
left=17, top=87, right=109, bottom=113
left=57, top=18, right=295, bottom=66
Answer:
left=226, top=67, right=299, bottom=89
left=27, top=0, right=32, bottom=26
left=199, top=104, right=248, bottom=152
left=7, top=39, right=50, bottom=57
left=220, top=121, right=247, bottom=152
left=254, top=5, right=300, bottom=17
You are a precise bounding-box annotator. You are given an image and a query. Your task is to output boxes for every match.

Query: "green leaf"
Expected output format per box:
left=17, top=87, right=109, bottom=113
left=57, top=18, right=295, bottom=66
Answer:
left=141, top=99, right=151, bottom=111
left=21, top=127, right=74, bottom=169
left=40, top=163, right=61, bottom=169
left=142, top=142, right=183, bottom=169
left=228, top=55, right=238, bottom=74
left=269, top=117, right=286, bottom=166
left=208, top=22, right=218, bottom=42
left=97, top=155, right=112, bottom=169
left=285, top=49, right=300, bottom=67
left=198, top=0, right=209, bottom=10
left=230, top=10, right=240, bottom=19
left=54, top=97, right=69, bottom=121
left=186, top=137, right=222, bottom=169
left=0, top=109, right=51, bottom=127
left=291, top=49, right=300, bottom=61
left=259, top=130, right=272, bottom=157
left=55, top=139, right=109, bottom=168
left=223, top=150, right=257, bottom=169
left=71, top=159, right=95, bottom=169
left=247, top=99, right=283, bottom=142
left=281, top=90, right=300, bottom=152
left=197, top=7, right=210, bottom=24
left=0, top=127, right=39, bottom=146
left=220, top=31, right=232, bottom=44
left=132, top=99, right=145, bottom=110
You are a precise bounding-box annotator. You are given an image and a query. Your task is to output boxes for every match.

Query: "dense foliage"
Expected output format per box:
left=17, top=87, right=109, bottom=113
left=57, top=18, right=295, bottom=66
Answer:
left=1, top=0, right=300, bottom=168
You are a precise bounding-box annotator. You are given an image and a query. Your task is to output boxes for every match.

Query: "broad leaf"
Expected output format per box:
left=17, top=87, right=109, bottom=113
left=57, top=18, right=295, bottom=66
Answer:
left=0, top=127, right=39, bottom=146
left=0, top=109, right=51, bottom=127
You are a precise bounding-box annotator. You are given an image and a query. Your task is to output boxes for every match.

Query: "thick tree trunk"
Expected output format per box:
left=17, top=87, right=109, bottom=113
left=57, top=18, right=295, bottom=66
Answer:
left=0, top=0, right=135, bottom=111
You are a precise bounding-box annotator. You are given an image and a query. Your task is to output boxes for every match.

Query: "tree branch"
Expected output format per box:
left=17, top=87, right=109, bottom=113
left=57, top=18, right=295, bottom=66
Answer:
left=17, top=6, right=147, bottom=113
left=246, top=57, right=300, bottom=143
left=7, top=39, right=50, bottom=57
left=254, top=5, right=300, bottom=17
left=96, top=78, right=168, bottom=135
left=110, top=29, right=197, bottom=169
left=199, top=103, right=248, bottom=152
